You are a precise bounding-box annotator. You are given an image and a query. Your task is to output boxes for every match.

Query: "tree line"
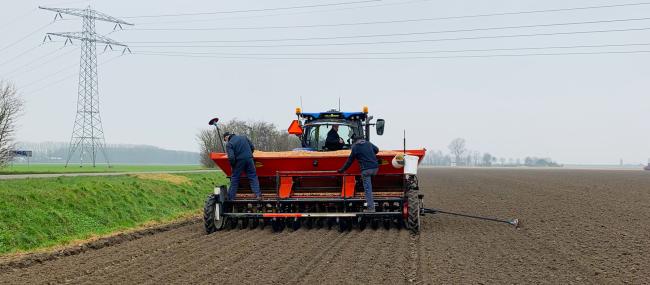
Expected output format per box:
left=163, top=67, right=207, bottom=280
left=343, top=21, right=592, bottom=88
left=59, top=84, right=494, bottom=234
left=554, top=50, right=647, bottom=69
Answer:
left=424, top=138, right=560, bottom=167
left=13, top=142, right=200, bottom=165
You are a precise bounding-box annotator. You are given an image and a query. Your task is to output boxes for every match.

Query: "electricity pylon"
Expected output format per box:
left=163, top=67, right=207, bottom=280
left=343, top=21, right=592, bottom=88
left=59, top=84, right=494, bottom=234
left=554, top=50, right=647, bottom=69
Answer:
left=40, top=6, right=132, bottom=167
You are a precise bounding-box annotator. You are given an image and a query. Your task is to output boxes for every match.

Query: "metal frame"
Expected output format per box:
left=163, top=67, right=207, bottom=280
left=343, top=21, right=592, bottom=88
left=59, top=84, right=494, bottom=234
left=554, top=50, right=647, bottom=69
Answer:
left=39, top=6, right=132, bottom=167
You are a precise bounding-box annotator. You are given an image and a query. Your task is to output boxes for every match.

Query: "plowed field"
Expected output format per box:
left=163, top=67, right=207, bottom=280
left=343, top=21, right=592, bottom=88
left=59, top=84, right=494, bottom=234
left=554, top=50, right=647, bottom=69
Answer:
left=1, top=168, right=649, bottom=284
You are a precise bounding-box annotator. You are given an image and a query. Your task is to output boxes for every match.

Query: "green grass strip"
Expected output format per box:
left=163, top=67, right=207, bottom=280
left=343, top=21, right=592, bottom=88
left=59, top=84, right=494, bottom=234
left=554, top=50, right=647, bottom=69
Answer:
left=0, top=173, right=227, bottom=255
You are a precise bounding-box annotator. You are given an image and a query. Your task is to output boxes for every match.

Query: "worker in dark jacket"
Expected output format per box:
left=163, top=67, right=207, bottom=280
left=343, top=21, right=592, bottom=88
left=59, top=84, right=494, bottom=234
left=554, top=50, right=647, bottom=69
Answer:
left=325, top=125, right=344, bottom=151
left=224, top=132, right=262, bottom=200
left=337, top=135, right=380, bottom=212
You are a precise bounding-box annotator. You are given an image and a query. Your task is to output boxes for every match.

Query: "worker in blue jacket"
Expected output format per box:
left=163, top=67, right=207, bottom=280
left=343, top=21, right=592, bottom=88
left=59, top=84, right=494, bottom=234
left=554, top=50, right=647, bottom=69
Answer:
left=224, top=132, right=262, bottom=200
left=337, top=135, right=380, bottom=212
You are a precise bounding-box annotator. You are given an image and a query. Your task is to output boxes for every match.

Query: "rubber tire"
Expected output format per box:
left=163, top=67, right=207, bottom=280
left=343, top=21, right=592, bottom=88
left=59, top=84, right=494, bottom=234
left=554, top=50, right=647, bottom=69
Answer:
left=240, top=218, right=249, bottom=230
left=358, top=217, right=367, bottom=231
left=204, top=194, right=224, bottom=234
left=327, top=218, right=335, bottom=230
left=229, top=218, right=238, bottom=230
left=383, top=219, right=391, bottom=230
left=338, top=218, right=349, bottom=232
left=406, top=189, right=421, bottom=234
left=370, top=219, right=379, bottom=230
left=250, top=218, right=260, bottom=230
left=272, top=219, right=285, bottom=232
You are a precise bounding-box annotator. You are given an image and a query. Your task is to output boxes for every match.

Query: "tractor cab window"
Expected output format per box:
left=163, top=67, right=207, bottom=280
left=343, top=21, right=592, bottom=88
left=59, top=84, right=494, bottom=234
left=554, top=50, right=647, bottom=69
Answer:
left=303, top=123, right=356, bottom=151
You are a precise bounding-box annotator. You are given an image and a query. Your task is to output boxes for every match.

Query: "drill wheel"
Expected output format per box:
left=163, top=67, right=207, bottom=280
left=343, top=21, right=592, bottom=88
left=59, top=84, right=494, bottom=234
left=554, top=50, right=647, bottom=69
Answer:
left=383, top=219, right=391, bottom=230
left=240, top=218, right=249, bottom=230
left=291, top=219, right=301, bottom=231
left=271, top=219, right=285, bottom=232
left=249, top=218, right=260, bottom=230
left=358, top=217, right=367, bottom=231
left=370, top=219, right=379, bottom=230
left=338, top=218, right=350, bottom=233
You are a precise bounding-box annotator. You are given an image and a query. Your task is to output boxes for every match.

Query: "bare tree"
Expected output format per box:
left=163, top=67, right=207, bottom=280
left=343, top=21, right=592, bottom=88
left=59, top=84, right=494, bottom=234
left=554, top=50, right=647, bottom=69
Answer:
left=448, top=138, right=466, bottom=166
left=472, top=151, right=481, bottom=166
left=197, top=129, right=221, bottom=167
left=482, top=153, right=493, bottom=166
left=0, top=81, right=23, bottom=167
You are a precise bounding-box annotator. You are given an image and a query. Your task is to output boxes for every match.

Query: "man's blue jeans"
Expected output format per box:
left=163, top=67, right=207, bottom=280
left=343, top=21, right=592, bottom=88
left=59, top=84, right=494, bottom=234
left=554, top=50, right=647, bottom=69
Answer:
left=229, top=158, right=261, bottom=200
left=361, top=168, right=378, bottom=210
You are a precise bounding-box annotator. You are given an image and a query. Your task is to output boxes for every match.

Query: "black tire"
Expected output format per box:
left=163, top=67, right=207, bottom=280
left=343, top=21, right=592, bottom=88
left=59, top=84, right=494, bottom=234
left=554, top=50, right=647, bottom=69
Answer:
left=406, top=189, right=421, bottom=234
left=383, top=219, right=391, bottom=230
left=291, top=219, right=301, bottom=231
left=358, top=217, right=367, bottom=231
left=327, top=218, right=335, bottom=230
left=229, top=218, right=239, bottom=230
left=240, top=218, right=249, bottom=230
left=394, top=218, right=404, bottom=230
left=272, top=218, right=285, bottom=232
left=338, top=218, right=349, bottom=232
left=250, top=218, right=260, bottom=230
left=370, top=219, right=379, bottom=230
left=261, top=219, right=269, bottom=230
left=204, top=194, right=225, bottom=234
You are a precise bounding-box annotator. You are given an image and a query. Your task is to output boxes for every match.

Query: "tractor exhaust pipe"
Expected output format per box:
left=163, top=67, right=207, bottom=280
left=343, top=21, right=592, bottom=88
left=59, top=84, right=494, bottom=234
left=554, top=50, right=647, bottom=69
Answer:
left=421, top=208, right=520, bottom=228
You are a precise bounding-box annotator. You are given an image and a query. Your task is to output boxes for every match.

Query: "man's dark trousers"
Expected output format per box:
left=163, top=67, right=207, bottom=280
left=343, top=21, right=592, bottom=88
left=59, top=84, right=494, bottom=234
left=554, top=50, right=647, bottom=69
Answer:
left=229, top=158, right=261, bottom=200
left=361, top=168, right=378, bottom=211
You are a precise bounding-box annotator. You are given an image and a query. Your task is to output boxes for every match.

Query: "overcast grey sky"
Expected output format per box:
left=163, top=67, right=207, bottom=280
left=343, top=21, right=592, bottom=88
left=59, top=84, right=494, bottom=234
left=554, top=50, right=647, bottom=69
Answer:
left=1, top=0, right=649, bottom=164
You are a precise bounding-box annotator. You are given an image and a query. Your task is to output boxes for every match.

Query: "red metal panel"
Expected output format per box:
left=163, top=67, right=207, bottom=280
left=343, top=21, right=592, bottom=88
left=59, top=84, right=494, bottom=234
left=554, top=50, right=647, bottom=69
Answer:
left=263, top=213, right=303, bottom=218
left=210, top=149, right=426, bottom=177
left=342, top=176, right=356, bottom=198
left=279, top=176, right=294, bottom=198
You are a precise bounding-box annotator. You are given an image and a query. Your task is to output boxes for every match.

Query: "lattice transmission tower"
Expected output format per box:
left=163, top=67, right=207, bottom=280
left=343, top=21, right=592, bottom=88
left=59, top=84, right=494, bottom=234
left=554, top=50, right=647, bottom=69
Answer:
left=40, top=6, right=132, bottom=167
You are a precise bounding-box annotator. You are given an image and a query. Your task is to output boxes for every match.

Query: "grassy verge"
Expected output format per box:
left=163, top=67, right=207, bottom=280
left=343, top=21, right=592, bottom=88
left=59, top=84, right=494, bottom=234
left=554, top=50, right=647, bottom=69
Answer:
left=0, top=164, right=206, bottom=175
left=0, top=172, right=227, bottom=255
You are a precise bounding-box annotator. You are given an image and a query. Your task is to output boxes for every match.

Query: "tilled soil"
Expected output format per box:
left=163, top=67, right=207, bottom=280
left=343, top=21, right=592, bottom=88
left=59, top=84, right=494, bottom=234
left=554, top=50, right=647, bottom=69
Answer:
left=1, top=168, right=649, bottom=284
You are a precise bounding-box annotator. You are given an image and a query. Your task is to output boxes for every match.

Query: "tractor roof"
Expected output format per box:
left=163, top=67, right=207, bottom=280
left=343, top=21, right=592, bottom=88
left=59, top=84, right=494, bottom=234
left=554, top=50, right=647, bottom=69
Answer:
left=299, top=111, right=367, bottom=121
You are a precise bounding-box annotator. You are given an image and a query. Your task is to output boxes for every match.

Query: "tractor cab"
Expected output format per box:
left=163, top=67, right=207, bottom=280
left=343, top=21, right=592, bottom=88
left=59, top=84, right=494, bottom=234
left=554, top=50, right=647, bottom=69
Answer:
left=288, top=107, right=385, bottom=151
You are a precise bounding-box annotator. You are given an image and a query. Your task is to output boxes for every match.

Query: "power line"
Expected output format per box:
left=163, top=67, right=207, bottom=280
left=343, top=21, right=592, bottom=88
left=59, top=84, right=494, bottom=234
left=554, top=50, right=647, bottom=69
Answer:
left=134, top=0, right=431, bottom=26
left=134, top=42, right=650, bottom=56
left=128, top=27, right=650, bottom=48
left=0, top=8, right=37, bottom=32
left=132, top=49, right=650, bottom=60
left=42, top=0, right=96, bottom=6
left=21, top=54, right=122, bottom=96
left=2, top=46, right=78, bottom=79
left=132, top=1, right=650, bottom=27
left=0, top=23, right=51, bottom=54
left=121, top=0, right=380, bottom=18
left=125, top=17, right=650, bottom=44
left=0, top=44, right=44, bottom=68
left=17, top=61, right=79, bottom=89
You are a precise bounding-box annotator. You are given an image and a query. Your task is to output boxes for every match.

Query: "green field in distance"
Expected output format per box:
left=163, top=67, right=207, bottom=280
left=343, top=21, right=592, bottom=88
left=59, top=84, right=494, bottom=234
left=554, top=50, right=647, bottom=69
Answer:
left=0, top=164, right=207, bottom=175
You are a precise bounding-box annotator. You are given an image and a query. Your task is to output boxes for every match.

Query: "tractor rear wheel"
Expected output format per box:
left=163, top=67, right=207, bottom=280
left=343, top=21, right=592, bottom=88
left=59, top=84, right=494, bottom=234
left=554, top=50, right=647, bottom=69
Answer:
left=204, top=194, right=225, bottom=234
left=406, top=189, right=421, bottom=234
